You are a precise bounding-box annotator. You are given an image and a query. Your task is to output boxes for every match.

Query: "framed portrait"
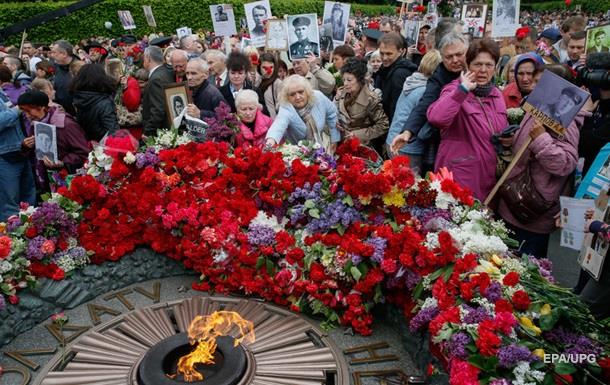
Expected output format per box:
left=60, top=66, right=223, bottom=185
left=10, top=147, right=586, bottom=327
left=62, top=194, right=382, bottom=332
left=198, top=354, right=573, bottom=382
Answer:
left=117, top=10, right=136, bottom=30
left=210, top=4, right=237, bottom=37
left=265, top=20, right=288, bottom=51
left=322, top=1, right=350, bottom=48
left=176, top=27, right=192, bottom=39
left=287, top=13, right=320, bottom=60
left=404, top=19, right=420, bottom=47
left=34, top=122, right=58, bottom=163
left=142, top=5, right=156, bottom=28
left=586, top=23, right=610, bottom=54
left=523, top=71, right=589, bottom=135
left=164, top=82, right=190, bottom=128
left=244, top=0, right=272, bottom=48
left=578, top=191, right=610, bottom=280
left=461, top=3, right=487, bottom=38
left=491, top=0, right=520, bottom=37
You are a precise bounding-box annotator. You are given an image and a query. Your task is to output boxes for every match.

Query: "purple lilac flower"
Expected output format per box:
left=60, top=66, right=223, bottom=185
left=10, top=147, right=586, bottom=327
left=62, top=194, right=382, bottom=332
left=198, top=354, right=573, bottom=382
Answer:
left=366, top=237, right=387, bottom=263
left=31, top=202, right=77, bottom=238
left=404, top=269, right=421, bottom=290
left=447, top=332, right=471, bottom=360
left=312, top=147, right=337, bottom=169
left=135, top=148, right=159, bottom=168
left=306, top=199, right=361, bottom=233
left=528, top=256, right=556, bottom=283
left=6, top=216, right=22, bottom=232
left=351, top=254, right=363, bottom=265
left=497, top=344, right=536, bottom=368
left=247, top=224, right=276, bottom=246
left=489, top=379, right=512, bottom=385
left=26, top=236, right=47, bottom=260
left=408, top=207, right=452, bottom=228
left=462, top=305, right=491, bottom=324
left=409, top=306, right=439, bottom=332
left=485, top=281, right=503, bottom=302
left=544, top=327, right=603, bottom=361
left=54, top=246, right=88, bottom=264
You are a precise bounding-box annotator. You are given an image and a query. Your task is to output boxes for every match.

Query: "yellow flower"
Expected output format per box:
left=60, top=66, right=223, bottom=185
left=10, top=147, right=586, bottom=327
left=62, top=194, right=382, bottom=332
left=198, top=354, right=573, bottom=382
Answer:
left=0, top=222, right=6, bottom=234
left=382, top=187, right=405, bottom=207
left=533, top=349, right=545, bottom=359
left=491, top=254, right=503, bottom=266
left=540, top=304, right=552, bottom=316
left=519, top=316, right=542, bottom=335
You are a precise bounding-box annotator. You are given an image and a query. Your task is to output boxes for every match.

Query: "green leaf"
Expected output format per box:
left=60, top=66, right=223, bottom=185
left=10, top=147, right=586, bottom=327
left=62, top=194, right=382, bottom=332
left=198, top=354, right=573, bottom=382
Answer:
left=308, top=208, right=320, bottom=219
left=539, top=310, right=560, bottom=331
left=413, top=282, right=423, bottom=300
left=350, top=266, right=362, bottom=281
left=266, top=259, right=275, bottom=275
left=255, top=256, right=265, bottom=270
left=554, top=362, right=577, bottom=375
left=542, top=373, right=556, bottom=385
left=342, top=195, right=354, bottom=206
left=304, top=199, right=315, bottom=209
left=442, top=265, right=454, bottom=282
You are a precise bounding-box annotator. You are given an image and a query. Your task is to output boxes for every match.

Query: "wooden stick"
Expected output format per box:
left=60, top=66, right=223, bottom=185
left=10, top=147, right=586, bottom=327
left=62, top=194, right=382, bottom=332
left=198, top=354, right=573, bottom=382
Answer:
left=18, top=29, right=27, bottom=58
left=484, top=135, right=533, bottom=206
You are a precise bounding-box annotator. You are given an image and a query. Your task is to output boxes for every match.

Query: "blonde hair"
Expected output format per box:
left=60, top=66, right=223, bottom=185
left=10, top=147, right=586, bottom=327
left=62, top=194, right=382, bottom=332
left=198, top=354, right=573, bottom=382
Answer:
left=235, top=89, right=260, bottom=109
left=105, top=58, right=124, bottom=81
left=279, top=75, right=315, bottom=106
left=31, top=78, right=53, bottom=93
left=369, top=49, right=381, bottom=60
left=501, top=54, right=520, bottom=84
left=418, top=50, right=442, bottom=78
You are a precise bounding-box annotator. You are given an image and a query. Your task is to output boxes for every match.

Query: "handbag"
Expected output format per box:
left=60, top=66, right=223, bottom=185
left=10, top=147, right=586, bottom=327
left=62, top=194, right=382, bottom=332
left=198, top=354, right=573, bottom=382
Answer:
left=498, top=155, right=557, bottom=224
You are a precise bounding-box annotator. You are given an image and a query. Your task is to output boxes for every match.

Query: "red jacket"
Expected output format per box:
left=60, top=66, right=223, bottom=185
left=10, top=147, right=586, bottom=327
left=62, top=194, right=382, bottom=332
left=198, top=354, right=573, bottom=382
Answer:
left=122, top=76, right=141, bottom=112
left=502, top=82, right=522, bottom=109
left=236, top=110, right=272, bottom=149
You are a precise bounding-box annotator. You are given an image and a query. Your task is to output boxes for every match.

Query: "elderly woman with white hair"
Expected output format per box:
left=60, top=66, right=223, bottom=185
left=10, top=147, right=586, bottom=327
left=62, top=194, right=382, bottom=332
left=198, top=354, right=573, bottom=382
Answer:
left=235, top=89, right=273, bottom=148
left=265, top=75, right=339, bottom=152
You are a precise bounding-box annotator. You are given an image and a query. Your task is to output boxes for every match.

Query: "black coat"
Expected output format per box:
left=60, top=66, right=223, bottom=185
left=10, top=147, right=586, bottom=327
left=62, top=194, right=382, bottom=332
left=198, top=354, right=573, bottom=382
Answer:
left=192, top=79, right=226, bottom=119
left=374, top=57, right=417, bottom=123
left=53, top=61, right=75, bottom=116
left=403, top=62, right=460, bottom=137
left=142, top=65, right=175, bottom=135
left=219, top=82, right=262, bottom=113
left=579, top=99, right=610, bottom=175
left=72, top=91, right=119, bottom=142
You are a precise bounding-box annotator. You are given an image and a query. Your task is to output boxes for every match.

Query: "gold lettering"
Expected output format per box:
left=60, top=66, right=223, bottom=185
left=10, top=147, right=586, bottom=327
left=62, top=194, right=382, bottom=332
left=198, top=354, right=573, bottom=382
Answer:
left=0, top=366, right=31, bottom=385
left=133, top=281, right=161, bottom=303
left=87, top=303, right=121, bottom=325
left=104, top=289, right=135, bottom=310
left=353, top=369, right=409, bottom=385
left=45, top=323, right=90, bottom=344
left=4, top=348, right=56, bottom=370
left=343, top=342, right=399, bottom=365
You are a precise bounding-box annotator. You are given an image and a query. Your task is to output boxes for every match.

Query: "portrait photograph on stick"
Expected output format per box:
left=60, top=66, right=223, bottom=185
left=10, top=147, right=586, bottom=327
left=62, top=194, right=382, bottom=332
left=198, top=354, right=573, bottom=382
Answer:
left=322, top=2, right=350, bottom=48
left=244, top=0, right=272, bottom=48
left=34, top=122, right=58, bottom=164
left=287, top=13, right=320, bottom=60
left=163, top=82, right=190, bottom=129
left=210, top=4, right=237, bottom=37
left=117, top=10, right=136, bottom=30
left=586, top=23, right=610, bottom=54
left=523, top=71, right=589, bottom=134
left=461, top=3, right=487, bottom=38
left=265, top=19, right=288, bottom=51
left=404, top=19, right=420, bottom=48
left=492, top=0, right=520, bottom=37
left=142, top=5, right=156, bottom=28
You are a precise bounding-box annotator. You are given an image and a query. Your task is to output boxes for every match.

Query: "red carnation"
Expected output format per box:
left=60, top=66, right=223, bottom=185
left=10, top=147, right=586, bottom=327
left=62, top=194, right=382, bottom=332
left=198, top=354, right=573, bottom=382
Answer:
left=24, top=226, right=38, bottom=239
left=8, top=295, right=19, bottom=305
left=0, top=236, right=11, bottom=259
left=381, top=258, right=397, bottom=274
left=503, top=271, right=520, bottom=287
left=309, top=263, right=327, bottom=282
left=511, top=290, right=531, bottom=311
left=495, top=299, right=513, bottom=313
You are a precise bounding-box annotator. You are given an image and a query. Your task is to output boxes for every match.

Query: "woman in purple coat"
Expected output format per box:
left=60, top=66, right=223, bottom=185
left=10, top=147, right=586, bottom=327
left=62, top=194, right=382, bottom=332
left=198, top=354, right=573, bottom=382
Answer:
left=427, top=37, right=507, bottom=200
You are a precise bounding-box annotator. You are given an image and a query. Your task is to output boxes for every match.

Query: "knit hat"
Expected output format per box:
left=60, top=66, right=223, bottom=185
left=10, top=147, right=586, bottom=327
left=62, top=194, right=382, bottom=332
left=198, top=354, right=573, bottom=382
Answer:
left=17, top=90, right=49, bottom=107
left=514, top=52, right=544, bottom=80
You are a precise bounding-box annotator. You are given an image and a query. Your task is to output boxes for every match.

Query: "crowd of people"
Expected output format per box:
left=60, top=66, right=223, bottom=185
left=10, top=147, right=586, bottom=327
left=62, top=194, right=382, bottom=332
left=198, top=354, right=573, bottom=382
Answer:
left=1, top=7, right=609, bottom=318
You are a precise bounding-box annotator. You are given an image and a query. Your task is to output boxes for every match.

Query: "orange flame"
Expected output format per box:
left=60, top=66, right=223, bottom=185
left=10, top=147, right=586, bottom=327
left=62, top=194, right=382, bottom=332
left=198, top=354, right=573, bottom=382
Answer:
left=174, top=311, right=255, bottom=382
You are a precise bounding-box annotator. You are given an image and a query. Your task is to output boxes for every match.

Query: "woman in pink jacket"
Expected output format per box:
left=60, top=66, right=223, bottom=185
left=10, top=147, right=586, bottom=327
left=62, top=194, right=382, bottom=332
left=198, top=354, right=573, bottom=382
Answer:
left=234, top=89, right=273, bottom=148
left=427, top=37, right=507, bottom=200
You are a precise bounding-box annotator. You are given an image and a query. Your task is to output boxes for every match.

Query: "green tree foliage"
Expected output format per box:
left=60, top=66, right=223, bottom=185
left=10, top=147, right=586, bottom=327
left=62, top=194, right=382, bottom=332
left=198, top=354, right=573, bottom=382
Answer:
left=522, top=0, right=610, bottom=13
left=0, top=0, right=395, bottom=44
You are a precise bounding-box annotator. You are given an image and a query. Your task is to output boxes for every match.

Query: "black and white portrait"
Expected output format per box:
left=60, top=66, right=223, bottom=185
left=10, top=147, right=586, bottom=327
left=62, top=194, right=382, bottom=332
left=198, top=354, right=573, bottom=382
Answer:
left=210, top=4, right=237, bottom=37
left=287, top=13, right=320, bottom=60
left=586, top=24, right=610, bottom=54
left=404, top=19, right=420, bottom=47
left=492, top=0, right=520, bottom=37
left=322, top=2, right=350, bottom=47
left=526, top=71, right=589, bottom=129
left=461, top=4, right=487, bottom=38
left=117, top=10, right=136, bottom=30
left=34, top=122, right=58, bottom=163
left=266, top=20, right=288, bottom=51
left=176, top=27, right=192, bottom=39
left=142, top=5, right=156, bottom=28
left=244, top=0, right=272, bottom=47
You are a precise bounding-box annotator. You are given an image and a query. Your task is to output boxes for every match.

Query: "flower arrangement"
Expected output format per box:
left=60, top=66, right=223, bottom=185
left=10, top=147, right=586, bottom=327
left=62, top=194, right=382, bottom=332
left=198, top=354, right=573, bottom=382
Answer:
left=1, top=138, right=608, bottom=384
left=507, top=107, right=526, bottom=126
left=204, top=102, right=241, bottom=143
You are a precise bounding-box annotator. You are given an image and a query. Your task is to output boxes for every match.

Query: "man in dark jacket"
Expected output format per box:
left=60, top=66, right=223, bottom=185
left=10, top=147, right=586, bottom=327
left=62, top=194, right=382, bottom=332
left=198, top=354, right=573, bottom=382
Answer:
left=390, top=31, right=468, bottom=172
left=51, top=40, right=80, bottom=115
left=185, top=58, right=226, bottom=119
left=142, top=46, right=175, bottom=135
left=374, top=32, right=417, bottom=123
